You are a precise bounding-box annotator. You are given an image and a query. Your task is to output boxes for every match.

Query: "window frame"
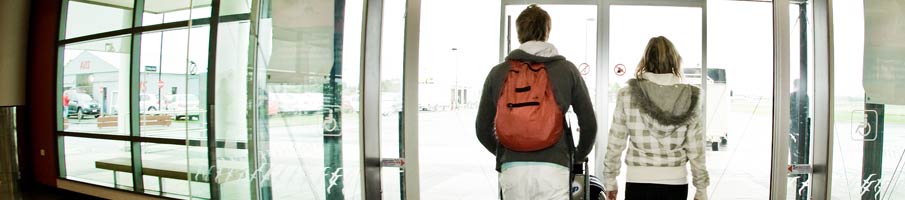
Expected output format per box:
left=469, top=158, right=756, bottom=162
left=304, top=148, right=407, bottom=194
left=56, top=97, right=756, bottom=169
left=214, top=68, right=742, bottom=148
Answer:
left=55, top=0, right=252, bottom=198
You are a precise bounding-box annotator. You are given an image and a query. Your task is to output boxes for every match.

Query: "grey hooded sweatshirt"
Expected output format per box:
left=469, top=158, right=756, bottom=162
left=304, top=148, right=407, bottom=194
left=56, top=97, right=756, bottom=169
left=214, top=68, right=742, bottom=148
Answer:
left=476, top=45, right=597, bottom=171
left=603, top=73, right=710, bottom=200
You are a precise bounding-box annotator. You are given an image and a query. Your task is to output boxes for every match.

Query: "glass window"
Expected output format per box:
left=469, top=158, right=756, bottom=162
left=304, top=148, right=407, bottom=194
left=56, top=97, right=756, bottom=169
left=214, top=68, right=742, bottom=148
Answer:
left=253, top=0, right=364, bottom=199
left=213, top=11, right=253, bottom=200
left=64, top=0, right=134, bottom=39
left=831, top=0, right=905, bottom=198
left=787, top=1, right=816, bottom=199
left=608, top=4, right=700, bottom=200
left=421, top=1, right=482, bottom=195
left=138, top=26, right=210, bottom=139
left=140, top=143, right=210, bottom=199
left=379, top=0, right=406, bottom=199
left=62, top=35, right=132, bottom=135
left=607, top=2, right=775, bottom=199
left=703, top=1, right=775, bottom=199
left=219, top=0, right=253, bottom=16
left=142, top=1, right=212, bottom=26
left=63, top=137, right=132, bottom=189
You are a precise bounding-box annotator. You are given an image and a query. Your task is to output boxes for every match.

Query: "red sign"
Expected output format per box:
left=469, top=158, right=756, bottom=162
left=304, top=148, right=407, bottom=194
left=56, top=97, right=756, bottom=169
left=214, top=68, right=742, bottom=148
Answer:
left=158, top=80, right=165, bottom=88
left=80, top=61, right=91, bottom=70
left=615, top=64, right=626, bottom=76
left=579, top=63, right=591, bottom=76
left=140, top=81, right=147, bottom=92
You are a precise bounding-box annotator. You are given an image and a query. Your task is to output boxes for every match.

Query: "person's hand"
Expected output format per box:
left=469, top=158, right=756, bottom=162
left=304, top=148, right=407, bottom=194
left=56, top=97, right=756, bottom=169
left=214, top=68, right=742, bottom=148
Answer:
left=606, top=191, right=617, bottom=200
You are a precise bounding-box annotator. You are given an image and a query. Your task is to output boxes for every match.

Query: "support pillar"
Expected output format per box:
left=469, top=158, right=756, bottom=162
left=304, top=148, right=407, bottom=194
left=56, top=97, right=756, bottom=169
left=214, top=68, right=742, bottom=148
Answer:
left=0, top=107, right=21, bottom=200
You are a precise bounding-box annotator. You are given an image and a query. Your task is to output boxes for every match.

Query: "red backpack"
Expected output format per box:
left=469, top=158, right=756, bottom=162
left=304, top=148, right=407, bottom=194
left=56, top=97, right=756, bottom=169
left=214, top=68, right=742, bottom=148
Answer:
left=495, top=60, right=564, bottom=152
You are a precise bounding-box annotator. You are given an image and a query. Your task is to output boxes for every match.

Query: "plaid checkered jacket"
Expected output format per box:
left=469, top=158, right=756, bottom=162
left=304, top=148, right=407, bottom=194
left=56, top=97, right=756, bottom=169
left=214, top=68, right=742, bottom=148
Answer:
left=603, top=79, right=710, bottom=200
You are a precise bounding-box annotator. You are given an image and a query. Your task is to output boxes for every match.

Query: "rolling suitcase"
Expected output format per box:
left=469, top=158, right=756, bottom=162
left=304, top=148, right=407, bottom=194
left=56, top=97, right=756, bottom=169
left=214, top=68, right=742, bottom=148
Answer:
left=571, top=161, right=605, bottom=200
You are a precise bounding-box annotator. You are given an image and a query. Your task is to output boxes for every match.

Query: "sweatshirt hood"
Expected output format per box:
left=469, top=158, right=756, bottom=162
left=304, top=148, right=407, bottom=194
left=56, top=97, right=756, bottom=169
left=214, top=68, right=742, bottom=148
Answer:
left=505, top=41, right=566, bottom=63
left=628, top=76, right=700, bottom=128
left=518, top=41, right=560, bottom=57
left=505, top=49, right=566, bottom=63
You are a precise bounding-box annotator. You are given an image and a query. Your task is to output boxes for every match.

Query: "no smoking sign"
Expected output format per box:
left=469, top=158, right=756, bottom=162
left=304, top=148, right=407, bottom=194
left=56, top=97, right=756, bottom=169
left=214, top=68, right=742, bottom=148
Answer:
left=614, top=64, right=626, bottom=76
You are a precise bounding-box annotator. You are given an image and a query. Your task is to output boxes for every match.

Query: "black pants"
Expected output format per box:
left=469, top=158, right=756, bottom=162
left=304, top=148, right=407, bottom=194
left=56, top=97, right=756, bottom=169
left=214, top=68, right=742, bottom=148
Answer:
left=625, top=183, right=688, bottom=200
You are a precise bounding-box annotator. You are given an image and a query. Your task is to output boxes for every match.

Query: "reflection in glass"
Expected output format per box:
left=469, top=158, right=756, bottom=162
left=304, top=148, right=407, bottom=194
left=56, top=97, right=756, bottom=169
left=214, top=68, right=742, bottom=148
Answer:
left=62, top=36, right=132, bottom=135
left=831, top=0, right=905, bottom=198
left=220, top=0, right=253, bottom=16
left=787, top=2, right=815, bottom=199
left=64, top=0, right=134, bottom=39
left=254, top=0, right=363, bottom=199
left=140, top=143, right=210, bottom=199
left=214, top=17, right=253, bottom=200
left=63, top=137, right=132, bottom=189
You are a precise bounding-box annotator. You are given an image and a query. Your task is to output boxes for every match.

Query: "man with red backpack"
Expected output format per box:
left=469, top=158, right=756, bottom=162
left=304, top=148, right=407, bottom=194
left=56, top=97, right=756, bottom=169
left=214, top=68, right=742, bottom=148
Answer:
left=476, top=4, right=597, bottom=199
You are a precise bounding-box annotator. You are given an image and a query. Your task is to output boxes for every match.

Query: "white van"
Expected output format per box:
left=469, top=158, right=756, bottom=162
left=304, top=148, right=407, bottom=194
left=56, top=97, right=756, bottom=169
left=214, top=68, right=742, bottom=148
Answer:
left=684, top=68, right=730, bottom=151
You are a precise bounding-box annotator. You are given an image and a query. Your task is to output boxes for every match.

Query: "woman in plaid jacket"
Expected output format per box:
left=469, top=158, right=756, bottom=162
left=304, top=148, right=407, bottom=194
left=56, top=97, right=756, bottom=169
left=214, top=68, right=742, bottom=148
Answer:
left=603, top=36, right=710, bottom=200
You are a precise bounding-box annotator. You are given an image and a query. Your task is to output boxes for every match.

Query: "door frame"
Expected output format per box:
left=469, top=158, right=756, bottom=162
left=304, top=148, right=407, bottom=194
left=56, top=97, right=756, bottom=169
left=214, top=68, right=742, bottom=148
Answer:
left=362, top=0, right=835, bottom=198
left=361, top=0, right=422, bottom=199
left=500, top=0, right=709, bottom=183
left=496, top=0, right=830, bottom=199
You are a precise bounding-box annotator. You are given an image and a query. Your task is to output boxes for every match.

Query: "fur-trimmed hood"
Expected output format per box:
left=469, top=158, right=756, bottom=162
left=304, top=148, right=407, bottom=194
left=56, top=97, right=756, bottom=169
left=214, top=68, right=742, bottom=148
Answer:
left=627, top=78, right=700, bottom=129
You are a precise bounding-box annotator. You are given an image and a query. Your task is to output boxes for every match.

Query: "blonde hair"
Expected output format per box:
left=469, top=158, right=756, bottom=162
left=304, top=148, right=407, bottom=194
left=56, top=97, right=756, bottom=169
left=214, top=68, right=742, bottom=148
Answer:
left=635, top=36, right=682, bottom=79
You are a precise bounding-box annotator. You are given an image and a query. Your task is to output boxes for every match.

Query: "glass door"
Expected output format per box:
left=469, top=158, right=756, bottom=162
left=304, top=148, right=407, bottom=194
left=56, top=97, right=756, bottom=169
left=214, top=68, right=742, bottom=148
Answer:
left=251, top=0, right=365, bottom=199
left=830, top=0, right=905, bottom=199
left=605, top=4, right=707, bottom=200
left=466, top=1, right=803, bottom=199
left=503, top=2, right=599, bottom=172
left=500, top=3, right=601, bottom=199
left=604, top=1, right=785, bottom=199
left=786, top=1, right=815, bottom=199
left=380, top=0, right=407, bottom=199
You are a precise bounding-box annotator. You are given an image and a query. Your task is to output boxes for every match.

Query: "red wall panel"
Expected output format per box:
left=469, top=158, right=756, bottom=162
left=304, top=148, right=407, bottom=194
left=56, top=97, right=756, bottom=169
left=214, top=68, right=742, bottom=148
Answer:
left=23, top=0, right=62, bottom=187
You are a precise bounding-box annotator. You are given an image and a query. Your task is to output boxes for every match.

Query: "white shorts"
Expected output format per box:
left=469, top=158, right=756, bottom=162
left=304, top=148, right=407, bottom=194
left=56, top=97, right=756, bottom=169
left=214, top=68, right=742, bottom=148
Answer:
left=499, top=163, right=570, bottom=200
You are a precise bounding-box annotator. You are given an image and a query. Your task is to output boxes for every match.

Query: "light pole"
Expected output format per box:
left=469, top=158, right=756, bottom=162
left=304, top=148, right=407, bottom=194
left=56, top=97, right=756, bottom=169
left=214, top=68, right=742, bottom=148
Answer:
left=452, top=48, right=459, bottom=110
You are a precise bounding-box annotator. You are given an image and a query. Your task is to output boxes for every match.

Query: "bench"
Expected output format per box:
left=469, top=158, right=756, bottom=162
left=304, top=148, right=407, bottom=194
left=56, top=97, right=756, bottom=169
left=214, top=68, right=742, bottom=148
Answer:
left=97, top=115, right=173, bottom=128
left=95, top=157, right=245, bottom=192
left=96, top=116, right=116, bottom=128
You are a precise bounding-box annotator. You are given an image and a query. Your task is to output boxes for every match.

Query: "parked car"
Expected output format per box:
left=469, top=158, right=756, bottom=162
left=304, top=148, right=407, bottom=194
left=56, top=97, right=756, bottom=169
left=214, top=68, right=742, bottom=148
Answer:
left=67, top=93, right=100, bottom=119
left=163, top=94, right=202, bottom=120
left=296, top=93, right=324, bottom=114
left=266, top=92, right=282, bottom=116
left=343, top=95, right=360, bottom=113
left=273, top=93, right=299, bottom=114
left=269, top=92, right=325, bottom=115
left=139, top=93, right=160, bottom=113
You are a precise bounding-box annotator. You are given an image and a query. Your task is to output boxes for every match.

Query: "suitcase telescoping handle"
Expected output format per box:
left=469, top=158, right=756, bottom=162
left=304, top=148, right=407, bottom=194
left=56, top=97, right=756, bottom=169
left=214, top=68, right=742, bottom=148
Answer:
left=570, top=159, right=591, bottom=200
left=572, top=158, right=589, bottom=174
